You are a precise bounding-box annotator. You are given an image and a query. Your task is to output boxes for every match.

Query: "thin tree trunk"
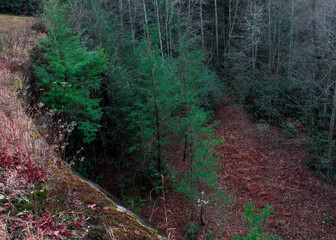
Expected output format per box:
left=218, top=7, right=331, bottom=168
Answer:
left=268, top=0, right=272, bottom=73
left=329, top=84, right=336, bottom=140
left=143, top=0, right=162, bottom=172
left=167, top=1, right=174, bottom=58
left=187, top=0, right=192, bottom=34
left=214, top=0, right=219, bottom=63
left=142, top=0, right=147, bottom=38
left=324, top=74, right=331, bottom=122
left=200, top=204, right=205, bottom=226
left=165, top=0, right=170, bottom=56
left=200, top=0, right=205, bottom=49
left=328, top=82, right=336, bottom=177
left=128, top=0, right=135, bottom=50
left=228, top=0, right=231, bottom=50
left=119, top=0, right=124, bottom=28
left=275, top=19, right=281, bottom=100
left=154, top=0, right=164, bottom=57
left=288, top=0, right=294, bottom=80
left=228, top=0, right=239, bottom=55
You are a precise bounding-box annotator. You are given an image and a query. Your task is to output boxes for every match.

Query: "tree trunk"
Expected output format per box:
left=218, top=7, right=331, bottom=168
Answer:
left=143, top=0, right=162, bottom=172
left=200, top=0, right=205, bottom=49
left=268, top=0, right=272, bottom=73
left=119, top=0, right=124, bottom=28
left=328, top=82, right=336, bottom=178
left=214, top=0, right=219, bottom=63
left=288, top=0, right=294, bottom=80
left=128, top=0, right=135, bottom=50
left=165, top=0, right=170, bottom=56
left=154, top=0, right=164, bottom=57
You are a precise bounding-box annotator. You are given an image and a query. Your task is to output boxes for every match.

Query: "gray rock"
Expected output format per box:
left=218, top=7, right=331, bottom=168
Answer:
left=0, top=194, right=5, bottom=200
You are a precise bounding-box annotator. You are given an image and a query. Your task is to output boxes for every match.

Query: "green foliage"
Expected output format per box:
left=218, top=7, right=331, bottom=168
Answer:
left=173, top=40, right=220, bottom=110
left=184, top=221, right=199, bottom=240
left=205, top=226, right=218, bottom=240
left=120, top=193, right=146, bottom=214
left=324, top=215, right=335, bottom=225
left=244, top=80, right=305, bottom=125
left=0, top=0, right=42, bottom=15
left=162, top=39, right=228, bottom=220
left=168, top=38, right=224, bottom=202
left=14, top=201, right=34, bottom=212
left=280, top=121, right=297, bottom=138
left=308, top=127, right=336, bottom=181
left=73, top=159, right=94, bottom=179
left=124, top=33, right=175, bottom=171
left=34, top=0, right=106, bottom=143
left=233, top=203, right=281, bottom=240
left=29, top=0, right=227, bottom=218
left=170, top=107, right=228, bottom=219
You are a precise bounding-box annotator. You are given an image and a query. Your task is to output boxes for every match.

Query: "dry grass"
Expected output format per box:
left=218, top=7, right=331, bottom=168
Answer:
left=0, top=22, right=55, bottom=240
left=0, top=15, right=33, bottom=40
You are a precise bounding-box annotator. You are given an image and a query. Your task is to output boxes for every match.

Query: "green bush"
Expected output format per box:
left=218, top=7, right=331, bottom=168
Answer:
left=308, top=127, right=336, bottom=181
left=0, top=0, right=42, bottom=15
left=184, top=221, right=199, bottom=240
left=233, top=203, right=282, bottom=240
left=280, top=121, right=297, bottom=138
left=205, top=226, right=218, bottom=240
left=244, top=80, right=305, bottom=125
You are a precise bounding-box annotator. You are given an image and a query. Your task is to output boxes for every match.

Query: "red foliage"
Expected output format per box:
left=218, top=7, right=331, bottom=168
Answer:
left=0, top=153, right=21, bottom=168
left=0, top=152, right=49, bottom=184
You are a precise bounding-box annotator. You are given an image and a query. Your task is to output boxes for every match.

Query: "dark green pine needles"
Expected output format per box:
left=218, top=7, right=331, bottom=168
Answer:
left=34, top=0, right=107, bottom=143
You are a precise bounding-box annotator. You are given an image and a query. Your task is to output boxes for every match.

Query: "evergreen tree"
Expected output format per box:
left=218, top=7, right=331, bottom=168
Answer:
left=127, top=34, right=174, bottom=172
left=172, top=38, right=219, bottom=161
left=171, top=106, right=226, bottom=225
left=233, top=203, right=282, bottom=240
left=173, top=106, right=220, bottom=197
left=34, top=0, right=106, bottom=143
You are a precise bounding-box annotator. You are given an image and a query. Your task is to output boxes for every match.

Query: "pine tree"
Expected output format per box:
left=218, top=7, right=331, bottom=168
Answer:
left=34, top=0, right=107, bottom=143
left=172, top=38, right=219, bottom=162
left=233, top=203, right=282, bottom=240
left=127, top=32, right=174, bottom=172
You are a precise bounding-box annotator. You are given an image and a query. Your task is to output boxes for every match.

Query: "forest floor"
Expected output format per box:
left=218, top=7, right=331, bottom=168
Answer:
left=141, top=98, right=336, bottom=239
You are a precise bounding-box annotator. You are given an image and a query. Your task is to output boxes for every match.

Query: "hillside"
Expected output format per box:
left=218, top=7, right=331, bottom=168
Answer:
left=0, top=15, right=162, bottom=240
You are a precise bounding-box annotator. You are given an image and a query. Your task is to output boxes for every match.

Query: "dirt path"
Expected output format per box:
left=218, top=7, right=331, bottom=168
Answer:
left=213, top=100, right=336, bottom=239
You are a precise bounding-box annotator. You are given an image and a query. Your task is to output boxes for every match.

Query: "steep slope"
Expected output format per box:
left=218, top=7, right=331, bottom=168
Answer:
left=0, top=15, right=162, bottom=240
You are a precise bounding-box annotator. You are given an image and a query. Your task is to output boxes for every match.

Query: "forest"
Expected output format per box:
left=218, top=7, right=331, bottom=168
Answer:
left=1, top=0, right=336, bottom=239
